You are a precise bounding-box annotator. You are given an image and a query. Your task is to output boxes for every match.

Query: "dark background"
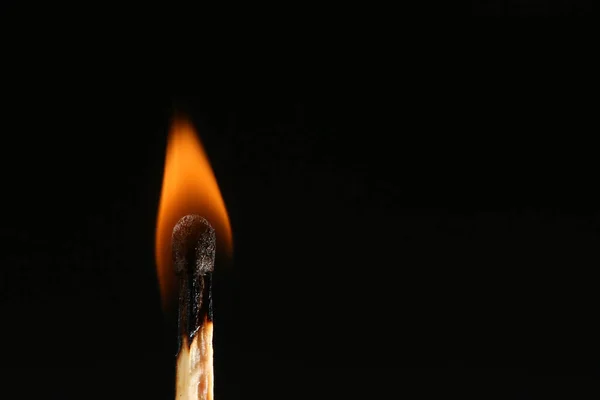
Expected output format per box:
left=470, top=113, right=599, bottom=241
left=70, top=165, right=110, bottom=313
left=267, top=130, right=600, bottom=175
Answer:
left=0, top=15, right=598, bottom=400
left=471, top=0, right=593, bottom=18
left=472, top=0, right=592, bottom=15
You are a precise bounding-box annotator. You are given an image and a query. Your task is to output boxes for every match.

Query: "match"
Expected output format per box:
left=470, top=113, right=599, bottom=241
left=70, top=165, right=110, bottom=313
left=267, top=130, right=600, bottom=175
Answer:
left=172, top=214, right=216, bottom=400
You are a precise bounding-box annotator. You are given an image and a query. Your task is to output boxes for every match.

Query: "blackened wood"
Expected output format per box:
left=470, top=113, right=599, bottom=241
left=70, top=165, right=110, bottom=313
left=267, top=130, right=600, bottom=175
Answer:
left=172, top=215, right=216, bottom=350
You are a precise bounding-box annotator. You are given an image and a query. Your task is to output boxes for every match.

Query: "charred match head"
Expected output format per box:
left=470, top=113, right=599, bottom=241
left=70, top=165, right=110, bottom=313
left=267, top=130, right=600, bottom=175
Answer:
left=172, top=214, right=216, bottom=343
left=173, top=215, right=216, bottom=278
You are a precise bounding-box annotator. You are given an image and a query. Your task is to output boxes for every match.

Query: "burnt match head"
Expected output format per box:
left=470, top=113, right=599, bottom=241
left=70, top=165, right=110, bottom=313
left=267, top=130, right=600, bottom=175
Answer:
left=172, top=215, right=216, bottom=277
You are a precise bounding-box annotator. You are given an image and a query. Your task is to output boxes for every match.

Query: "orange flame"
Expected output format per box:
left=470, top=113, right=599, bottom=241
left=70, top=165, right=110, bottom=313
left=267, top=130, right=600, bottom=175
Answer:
left=155, top=115, right=232, bottom=312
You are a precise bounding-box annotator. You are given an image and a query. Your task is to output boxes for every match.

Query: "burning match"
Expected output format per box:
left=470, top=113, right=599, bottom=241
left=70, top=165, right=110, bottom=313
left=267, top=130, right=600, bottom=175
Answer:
left=155, top=115, right=232, bottom=400
left=173, top=215, right=216, bottom=400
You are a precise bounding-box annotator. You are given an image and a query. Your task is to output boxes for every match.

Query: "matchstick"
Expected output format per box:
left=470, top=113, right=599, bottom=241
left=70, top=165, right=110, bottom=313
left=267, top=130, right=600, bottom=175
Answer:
left=172, top=215, right=216, bottom=400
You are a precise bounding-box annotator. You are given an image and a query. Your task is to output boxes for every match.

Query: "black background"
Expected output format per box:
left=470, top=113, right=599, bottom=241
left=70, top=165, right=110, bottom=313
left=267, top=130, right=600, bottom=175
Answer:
left=472, top=0, right=591, bottom=15
left=1, top=12, right=598, bottom=400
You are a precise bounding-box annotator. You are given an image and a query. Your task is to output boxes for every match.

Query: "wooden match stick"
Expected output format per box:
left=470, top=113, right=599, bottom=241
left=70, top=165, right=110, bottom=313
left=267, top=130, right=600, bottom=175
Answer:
left=172, top=215, right=216, bottom=400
